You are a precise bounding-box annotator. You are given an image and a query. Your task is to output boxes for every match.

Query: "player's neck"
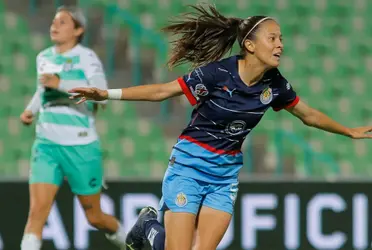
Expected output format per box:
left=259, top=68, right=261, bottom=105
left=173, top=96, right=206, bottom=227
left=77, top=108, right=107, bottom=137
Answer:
left=55, top=41, right=78, bottom=54
left=238, top=57, right=267, bottom=87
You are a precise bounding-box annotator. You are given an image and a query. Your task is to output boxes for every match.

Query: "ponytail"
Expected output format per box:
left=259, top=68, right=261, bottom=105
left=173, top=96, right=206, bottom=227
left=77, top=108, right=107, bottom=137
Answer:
left=162, top=4, right=242, bottom=69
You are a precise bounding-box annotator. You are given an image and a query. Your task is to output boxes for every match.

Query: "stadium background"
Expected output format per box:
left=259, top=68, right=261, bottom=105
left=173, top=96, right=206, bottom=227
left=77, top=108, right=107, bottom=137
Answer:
left=1, top=0, right=372, bottom=249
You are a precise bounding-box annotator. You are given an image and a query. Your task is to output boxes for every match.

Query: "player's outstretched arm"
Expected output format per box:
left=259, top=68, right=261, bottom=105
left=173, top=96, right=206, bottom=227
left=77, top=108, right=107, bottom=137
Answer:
left=69, top=80, right=183, bottom=104
left=286, top=100, right=372, bottom=139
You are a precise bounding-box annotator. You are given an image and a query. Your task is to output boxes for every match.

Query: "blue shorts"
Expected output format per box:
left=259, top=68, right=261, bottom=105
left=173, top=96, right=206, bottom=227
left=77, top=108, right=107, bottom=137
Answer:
left=159, top=171, right=239, bottom=215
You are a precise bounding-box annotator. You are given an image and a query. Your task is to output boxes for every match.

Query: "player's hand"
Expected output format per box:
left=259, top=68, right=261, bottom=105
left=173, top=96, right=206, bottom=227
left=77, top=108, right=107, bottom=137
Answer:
left=347, top=126, right=372, bottom=139
left=68, top=87, right=108, bottom=104
left=20, top=110, right=34, bottom=126
left=40, top=74, right=60, bottom=89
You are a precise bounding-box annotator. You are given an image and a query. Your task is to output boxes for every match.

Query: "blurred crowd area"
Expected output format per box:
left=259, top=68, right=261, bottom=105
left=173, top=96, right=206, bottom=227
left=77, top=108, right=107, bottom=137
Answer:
left=1, top=0, right=371, bottom=180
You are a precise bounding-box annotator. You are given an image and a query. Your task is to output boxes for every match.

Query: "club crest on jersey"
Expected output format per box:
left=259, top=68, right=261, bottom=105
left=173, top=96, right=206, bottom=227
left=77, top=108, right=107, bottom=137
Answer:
left=260, top=87, right=273, bottom=104
left=226, top=120, right=246, bottom=135
left=175, top=192, right=188, bottom=207
left=194, top=84, right=209, bottom=97
left=63, top=58, right=74, bottom=72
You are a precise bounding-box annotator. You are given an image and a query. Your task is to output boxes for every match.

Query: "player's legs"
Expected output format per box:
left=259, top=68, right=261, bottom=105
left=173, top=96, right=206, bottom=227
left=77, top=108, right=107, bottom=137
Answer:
left=125, top=172, right=205, bottom=250
left=160, top=172, right=205, bottom=250
left=193, top=182, right=238, bottom=250
left=164, top=210, right=196, bottom=250
left=77, top=193, right=126, bottom=246
left=60, top=141, right=126, bottom=247
left=193, top=207, right=231, bottom=250
left=125, top=208, right=196, bottom=250
left=21, top=142, right=64, bottom=250
left=125, top=206, right=163, bottom=250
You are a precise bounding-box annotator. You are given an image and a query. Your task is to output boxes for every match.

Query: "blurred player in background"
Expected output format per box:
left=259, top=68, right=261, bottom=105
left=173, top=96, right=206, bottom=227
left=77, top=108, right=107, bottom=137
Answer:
left=69, top=4, right=372, bottom=250
left=19, top=6, right=126, bottom=250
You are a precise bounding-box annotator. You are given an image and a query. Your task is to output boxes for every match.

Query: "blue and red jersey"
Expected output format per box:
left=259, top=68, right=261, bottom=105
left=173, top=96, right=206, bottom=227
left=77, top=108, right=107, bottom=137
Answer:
left=168, top=55, right=299, bottom=183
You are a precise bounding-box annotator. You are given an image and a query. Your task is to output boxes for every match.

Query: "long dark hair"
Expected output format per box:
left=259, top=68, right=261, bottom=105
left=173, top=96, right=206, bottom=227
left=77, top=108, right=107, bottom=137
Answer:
left=162, top=4, right=271, bottom=69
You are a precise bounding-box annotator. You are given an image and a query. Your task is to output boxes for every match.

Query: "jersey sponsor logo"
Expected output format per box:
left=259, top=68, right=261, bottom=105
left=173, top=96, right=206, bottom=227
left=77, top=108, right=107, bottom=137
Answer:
left=194, top=84, right=209, bottom=97
left=39, top=60, right=63, bottom=74
left=223, top=86, right=236, bottom=97
left=78, top=131, right=88, bottom=137
left=226, top=120, right=246, bottom=135
left=175, top=192, right=188, bottom=207
left=260, top=87, right=273, bottom=104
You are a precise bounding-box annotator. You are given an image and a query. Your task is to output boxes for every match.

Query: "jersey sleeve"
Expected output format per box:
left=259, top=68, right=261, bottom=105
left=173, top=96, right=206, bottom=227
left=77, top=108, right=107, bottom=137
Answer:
left=177, top=63, right=217, bottom=106
left=26, top=55, right=44, bottom=114
left=82, top=50, right=108, bottom=104
left=83, top=51, right=106, bottom=80
left=271, top=74, right=300, bottom=112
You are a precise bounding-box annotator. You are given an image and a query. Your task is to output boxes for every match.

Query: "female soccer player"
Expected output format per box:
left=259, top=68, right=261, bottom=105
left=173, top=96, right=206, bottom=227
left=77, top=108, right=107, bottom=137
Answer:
left=19, top=6, right=126, bottom=250
left=69, top=5, right=372, bottom=250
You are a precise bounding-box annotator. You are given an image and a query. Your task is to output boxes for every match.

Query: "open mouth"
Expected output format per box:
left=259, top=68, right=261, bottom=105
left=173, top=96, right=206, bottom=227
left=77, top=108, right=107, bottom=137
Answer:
left=273, top=53, right=281, bottom=59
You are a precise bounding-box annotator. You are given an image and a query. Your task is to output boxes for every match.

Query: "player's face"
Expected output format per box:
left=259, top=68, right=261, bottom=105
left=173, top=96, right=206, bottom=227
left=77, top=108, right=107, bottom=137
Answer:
left=252, top=20, right=283, bottom=68
left=50, top=11, right=83, bottom=44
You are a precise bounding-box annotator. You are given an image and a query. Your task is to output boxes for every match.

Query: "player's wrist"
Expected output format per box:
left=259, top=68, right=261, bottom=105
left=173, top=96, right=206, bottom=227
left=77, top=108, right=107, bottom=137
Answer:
left=106, top=89, right=122, bottom=100
left=343, top=127, right=353, bottom=138
left=52, top=74, right=61, bottom=89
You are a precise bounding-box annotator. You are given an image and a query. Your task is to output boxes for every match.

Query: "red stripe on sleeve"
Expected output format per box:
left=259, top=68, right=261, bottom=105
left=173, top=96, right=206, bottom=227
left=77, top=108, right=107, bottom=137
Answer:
left=177, top=77, right=198, bottom=106
left=273, top=96, right=300, bottom=112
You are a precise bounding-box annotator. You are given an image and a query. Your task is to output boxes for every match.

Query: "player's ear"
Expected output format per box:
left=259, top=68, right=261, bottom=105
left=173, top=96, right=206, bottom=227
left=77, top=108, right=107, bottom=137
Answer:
left=74, top=27, right=84, bottom=37
left=243, top=40, right=255, bottom=54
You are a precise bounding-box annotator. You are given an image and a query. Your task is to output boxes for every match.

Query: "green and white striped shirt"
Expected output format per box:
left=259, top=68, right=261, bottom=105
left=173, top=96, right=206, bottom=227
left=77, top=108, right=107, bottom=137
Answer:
left=26, top=44, right=108, bottom=145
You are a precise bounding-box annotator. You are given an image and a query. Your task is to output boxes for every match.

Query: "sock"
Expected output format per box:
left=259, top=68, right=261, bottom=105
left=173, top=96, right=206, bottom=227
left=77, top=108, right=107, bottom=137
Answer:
left=144, top=220, right=165, bottom=250
left=105, top=223, right=127, bottom=247
left=21, top=234, right=42, bottom=250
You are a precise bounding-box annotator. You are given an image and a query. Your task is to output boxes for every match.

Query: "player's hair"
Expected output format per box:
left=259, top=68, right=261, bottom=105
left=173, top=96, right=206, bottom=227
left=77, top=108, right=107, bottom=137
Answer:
left=162, top=4, right=272, bottom=68
left=72, top=20, right=85, bottom=44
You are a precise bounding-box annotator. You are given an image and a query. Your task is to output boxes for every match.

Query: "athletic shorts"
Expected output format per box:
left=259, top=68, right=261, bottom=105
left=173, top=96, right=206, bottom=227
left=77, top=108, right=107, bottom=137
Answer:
left=29, top=139, right=103, bottom=195
left=159, top=169, right=239, bottom=215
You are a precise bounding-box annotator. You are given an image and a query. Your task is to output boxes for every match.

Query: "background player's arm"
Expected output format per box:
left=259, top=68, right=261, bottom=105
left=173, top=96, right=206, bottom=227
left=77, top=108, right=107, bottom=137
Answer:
left=20, top=56, right=45, bottom=125
left=25, top=87, right=43, bottom=115
left=81, top=51, right=109, bottom=105
left=286, top=100, right=372, bottom=139
left=20, top=89, right=41, bottom=125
